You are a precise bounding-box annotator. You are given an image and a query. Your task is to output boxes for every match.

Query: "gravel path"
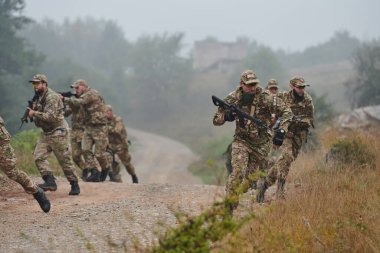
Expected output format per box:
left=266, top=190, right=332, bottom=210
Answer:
left=0, top=129, right=224, bottom=253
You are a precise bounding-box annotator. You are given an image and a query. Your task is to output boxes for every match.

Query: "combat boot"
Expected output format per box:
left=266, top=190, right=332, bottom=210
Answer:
left=276, top=177, right=286, bottom=200
left=38, top=175, right=57, bottom=191
left=69, top=181, right=80, bottom=195
left=33, top=187, right=51, bottom=213
left=109, top=171, right=122, bottom=182
left=99, top=168, right=110, bottom=182
left=81, top=168, right=90, bottom=182
left=132, top=174, right=139, bottom=184
left=256, top=180, right=268, bottom=203
left=86, top=168, right=100, bottom=182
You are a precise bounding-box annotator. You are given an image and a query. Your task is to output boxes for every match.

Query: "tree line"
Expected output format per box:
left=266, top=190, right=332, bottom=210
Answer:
left=1, top=0, right=379, bottom=138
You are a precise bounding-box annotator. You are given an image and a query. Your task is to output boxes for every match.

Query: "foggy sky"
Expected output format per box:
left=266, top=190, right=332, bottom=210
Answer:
left=24, top=0, right=380, bottom=52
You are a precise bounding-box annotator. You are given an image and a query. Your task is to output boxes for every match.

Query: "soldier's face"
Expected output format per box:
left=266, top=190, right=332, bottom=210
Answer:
left=269, top=87, right=278, bottom=94
left=106, top=110, right=113, bottom=119
left=294, top=86, right=305, bottom=96
left=75, top=85, right=85, bottom=96
left=241, top=82, right=257, bottom=94
left=32, top=81, right=46, bottom=94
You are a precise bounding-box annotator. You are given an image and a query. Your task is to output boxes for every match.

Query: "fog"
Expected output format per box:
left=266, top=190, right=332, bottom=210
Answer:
left=24, top=0, right=380, bottom=52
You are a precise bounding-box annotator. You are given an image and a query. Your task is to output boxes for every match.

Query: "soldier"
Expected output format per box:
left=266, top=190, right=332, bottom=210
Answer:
left=266, top=79, right=279, bottom=95
left=63, top=94, right=87, bottom=180
left=62, top=79, right=110, bottom=182
left=224, top=79, right=280, bottom=176
left=213, top=70, right=292, bottom=210
left=0, top=115, right=51, bottom=212
left=266, top=79, right=280, bottom=127
left=27, top=74, right=80, bottom=195
left=265, top=76, right=314, bottom=200
left=105, top=105, right=138, bottom=183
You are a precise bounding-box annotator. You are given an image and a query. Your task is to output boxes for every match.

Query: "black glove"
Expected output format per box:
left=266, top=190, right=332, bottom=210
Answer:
left=224, top=110, right=235, bottom=122
left=273, top=128, right=286, bottom=146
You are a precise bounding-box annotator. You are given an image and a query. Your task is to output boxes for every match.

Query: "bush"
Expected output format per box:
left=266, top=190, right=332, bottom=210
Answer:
left=10, top=129, right=63, bottom=176
left=326, top=134, right=376, bottom=169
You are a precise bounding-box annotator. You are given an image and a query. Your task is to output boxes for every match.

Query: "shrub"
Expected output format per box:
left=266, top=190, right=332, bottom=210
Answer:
left=326, top=134, right=376, bottom=169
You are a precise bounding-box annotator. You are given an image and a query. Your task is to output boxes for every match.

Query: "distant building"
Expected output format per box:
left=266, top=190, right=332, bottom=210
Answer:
left=192, top=40, right=248, bottom=73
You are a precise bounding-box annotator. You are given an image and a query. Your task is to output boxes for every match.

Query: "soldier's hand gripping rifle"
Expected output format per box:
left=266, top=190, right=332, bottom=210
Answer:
left=19, top=93, right=38, bottom=130
left=211, top=95, right=270, bottom=131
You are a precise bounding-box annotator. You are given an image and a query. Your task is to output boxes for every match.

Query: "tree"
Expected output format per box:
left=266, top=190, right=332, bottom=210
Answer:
left=126, top=33, right=193, bottom=122
left=345, top=40, right=380, bottom=108
left=229, top=43, right=288, bottom=88
left=0, top=0, right=43, bottom=133
left=278, top=30, right=361, bottom=69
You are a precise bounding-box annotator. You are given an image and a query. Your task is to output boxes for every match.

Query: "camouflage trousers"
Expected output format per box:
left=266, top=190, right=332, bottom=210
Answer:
left=266, top=130, right=308, bottom=185
left=82, top=125, right=110, bottom=170
left=226, top=138, right=270, bottom=204
left=33, top=129, right=78, bottom=182
left=0, top=127, right=38, bottom=194
left=70, top=128, right=86, bottom=170
left=108, top=144, right=136, bottom=178
left=106, top=153, right=122, bottom=182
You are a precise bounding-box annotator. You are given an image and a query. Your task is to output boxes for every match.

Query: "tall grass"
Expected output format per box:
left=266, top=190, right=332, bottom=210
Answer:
left=216, top=129, right=380, bottom=252
left=150, top=128, right=380, bottom=252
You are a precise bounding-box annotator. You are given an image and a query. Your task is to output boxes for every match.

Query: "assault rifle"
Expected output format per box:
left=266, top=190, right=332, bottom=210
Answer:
left=59, top=91, right=76, bottom=98
left=19, top=93, right=39, bottom=130
left=273, top=115, right=310, bottom=130
left=211, top=95, right=269, bottom=130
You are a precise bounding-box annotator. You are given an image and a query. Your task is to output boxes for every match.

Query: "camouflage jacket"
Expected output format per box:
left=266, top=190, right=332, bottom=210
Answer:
left=64, top=87, right=107, bottom=126
left=64, top=103, right=85, bottom=130
left=278, top=90, right=314, bottom=131
left=32, top=88, right=68, bottom=133
left=213, top=86, right=292, bottom=143
left=107, top=115, right=128, bottom=148
left=0, top=115, right=11, bottom=144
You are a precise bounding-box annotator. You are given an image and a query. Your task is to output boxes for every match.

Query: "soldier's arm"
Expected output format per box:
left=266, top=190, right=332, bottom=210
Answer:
left=303, top=96, right=315, bottom=128
left=64, top=92, right=91, bottom=108
left=115, top=117, right=127, bottom=138
left=276, top=97, right=293, bottom=132
left=33, top=95, right=63, bottom=123
left=212, top=92, right=238, bottom=126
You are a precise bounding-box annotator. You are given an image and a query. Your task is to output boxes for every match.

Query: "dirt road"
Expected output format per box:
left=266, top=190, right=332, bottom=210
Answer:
left=0, top=129, right=223, bottom=252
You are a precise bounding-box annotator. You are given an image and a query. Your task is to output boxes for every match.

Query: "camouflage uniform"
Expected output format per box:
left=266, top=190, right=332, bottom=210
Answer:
left=106, top=110, right=138, bottom=183
left=265, top=79, right=282, bottom=168
left=0, top=115, right=51, bottom=212
left=64, top=103, right=86, bottom=170
left=64, top=81, right=110, bottom=180
left=0, top=116, right=38, bottom=194
left=32, top=86, right=79, bottom=182
left=266, top=76, right=314, bottom=198
left=213, top=70, right=292, bottom=209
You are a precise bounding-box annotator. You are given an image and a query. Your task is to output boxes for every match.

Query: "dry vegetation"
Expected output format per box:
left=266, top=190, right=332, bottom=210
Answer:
left=214, top=128, right=380, bottom=252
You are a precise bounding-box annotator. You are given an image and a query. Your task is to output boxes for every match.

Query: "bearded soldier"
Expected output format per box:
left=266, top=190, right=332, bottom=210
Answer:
left=213, top=70, right=292, bottom=210
left=105, top=105, right=138, bottom=183
left=27, top=74, right=80, bottom=195
left=62, top=79, right=110, bottom=182
left=265, top=76, right=314, bottom=200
